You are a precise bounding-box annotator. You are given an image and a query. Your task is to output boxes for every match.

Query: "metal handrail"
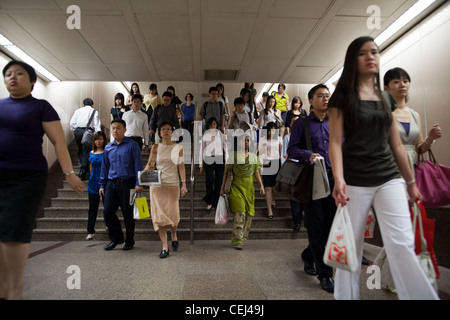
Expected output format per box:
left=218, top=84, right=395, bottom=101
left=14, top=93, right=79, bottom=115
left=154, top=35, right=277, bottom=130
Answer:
left=189, top=133, right=195, bottom=245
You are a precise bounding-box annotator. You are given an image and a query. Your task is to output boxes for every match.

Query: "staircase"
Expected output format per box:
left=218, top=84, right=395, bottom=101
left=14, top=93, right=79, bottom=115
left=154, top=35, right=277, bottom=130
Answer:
left=32, top=143, right=306, bottom=242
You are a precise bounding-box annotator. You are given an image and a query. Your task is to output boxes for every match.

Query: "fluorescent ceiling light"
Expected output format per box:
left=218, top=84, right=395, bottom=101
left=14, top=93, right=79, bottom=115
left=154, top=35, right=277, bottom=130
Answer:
left=0, top=34, right=60, bottom=82
left=256, top=83, right=272, bottom=101
left=122, top=81, right=132, bottom=92
left=325, top=0, right=436, bottom=85
left=375, top=0, right=436, bottom=45
left=325, top=67, right=343, bottom=85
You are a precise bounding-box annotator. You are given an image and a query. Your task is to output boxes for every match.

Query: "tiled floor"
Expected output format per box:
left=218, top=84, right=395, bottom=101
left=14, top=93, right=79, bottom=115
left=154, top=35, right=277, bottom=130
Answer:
left=23, top=239, right=450, bottom=301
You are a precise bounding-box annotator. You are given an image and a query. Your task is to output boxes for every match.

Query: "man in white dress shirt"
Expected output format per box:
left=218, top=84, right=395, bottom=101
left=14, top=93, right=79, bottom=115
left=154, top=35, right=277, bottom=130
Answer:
left=122, top=94, right=149, bottom=152
left=70, top=98, right=101, bottom=180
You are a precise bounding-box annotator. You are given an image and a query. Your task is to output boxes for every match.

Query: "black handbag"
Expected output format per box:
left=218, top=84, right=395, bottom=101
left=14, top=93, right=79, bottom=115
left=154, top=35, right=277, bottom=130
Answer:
left=81, top=110, right=96, bottom=147
left=275, top=116, right=313, bottom=203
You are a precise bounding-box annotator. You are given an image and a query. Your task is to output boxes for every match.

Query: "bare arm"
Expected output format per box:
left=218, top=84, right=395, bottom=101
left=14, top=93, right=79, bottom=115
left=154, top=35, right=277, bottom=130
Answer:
left=42, top=121, right=84, bottom=195
left=415, top=111, right=442, bottom=154
left=254, top=169, right=265, bottom=196
left=178, top=147, right=188, bottom=197
left=220, top=166, right=231, bottom=196
left=328, top=108, right=349, bottom=206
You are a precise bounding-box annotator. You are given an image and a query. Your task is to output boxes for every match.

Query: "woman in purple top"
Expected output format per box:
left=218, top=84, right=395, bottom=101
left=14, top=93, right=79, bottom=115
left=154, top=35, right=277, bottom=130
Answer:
left=0, top=60, right=84, bottom=300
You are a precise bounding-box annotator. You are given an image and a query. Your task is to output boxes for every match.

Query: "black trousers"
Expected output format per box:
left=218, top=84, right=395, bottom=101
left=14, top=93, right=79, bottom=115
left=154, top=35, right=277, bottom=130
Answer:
left=302, top=175, right=336, bottom=279
left=87, top=193, right=103, bottom=234
left=74, top=127, right=90, bottom=175
left=290, top=200, right=303, bottom=228
left=103, top=179, right=135, bottom=245
left=202, top=156, right=224, bottom=208
left=128, top=136, right=143, bottom=151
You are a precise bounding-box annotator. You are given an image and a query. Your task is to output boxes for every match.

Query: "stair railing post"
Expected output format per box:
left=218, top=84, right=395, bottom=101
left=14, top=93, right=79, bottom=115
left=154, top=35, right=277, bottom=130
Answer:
left=190, top=121, right=203, bottom=245
left=190, top=140, right=195, bottom=245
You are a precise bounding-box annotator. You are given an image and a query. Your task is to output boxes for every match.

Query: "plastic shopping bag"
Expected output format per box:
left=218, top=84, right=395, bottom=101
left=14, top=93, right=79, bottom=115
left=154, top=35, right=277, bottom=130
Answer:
left=131, top=192, right=150, bottom=219
left=215, top=196, right=229, bottom=226
left=364, top=207, right=376, bottom=238
left=323, top=204, right=358, bottom=272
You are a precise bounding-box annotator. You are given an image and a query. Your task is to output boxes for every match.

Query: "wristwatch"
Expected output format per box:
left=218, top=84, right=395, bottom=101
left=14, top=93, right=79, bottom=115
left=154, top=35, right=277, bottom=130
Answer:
left=65, top=170, right=75, bottom=176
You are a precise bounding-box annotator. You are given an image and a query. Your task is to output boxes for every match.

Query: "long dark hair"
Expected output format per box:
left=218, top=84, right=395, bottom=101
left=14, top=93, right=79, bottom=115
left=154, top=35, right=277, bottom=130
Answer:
left=129, top=82, right=140, bottom=96
left=264, top=95, right=277, bottom=115
left=114, top=93, right=125, bottom=107
left=328, top=36, right=390, bottom=127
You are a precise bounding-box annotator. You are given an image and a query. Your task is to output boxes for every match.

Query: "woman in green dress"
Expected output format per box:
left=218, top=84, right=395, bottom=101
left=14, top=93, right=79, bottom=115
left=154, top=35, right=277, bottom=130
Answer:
left=220, top=135, right=265, bottom=249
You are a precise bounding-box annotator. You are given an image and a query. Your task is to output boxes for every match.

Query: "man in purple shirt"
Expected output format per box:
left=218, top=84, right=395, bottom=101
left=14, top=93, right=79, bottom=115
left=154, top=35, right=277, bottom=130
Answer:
left=287, top=84, right=336, bottom=293
left=99, top=119, right=143, bottom=251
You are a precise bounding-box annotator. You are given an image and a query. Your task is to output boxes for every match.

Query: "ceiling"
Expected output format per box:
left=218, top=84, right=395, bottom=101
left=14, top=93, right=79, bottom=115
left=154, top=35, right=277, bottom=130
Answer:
left=0, top=0, right=445, bottom=84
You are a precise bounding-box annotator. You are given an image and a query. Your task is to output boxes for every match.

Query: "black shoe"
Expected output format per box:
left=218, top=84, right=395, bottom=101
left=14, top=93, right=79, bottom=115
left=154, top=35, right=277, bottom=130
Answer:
left=160, top=250, right=169, bottom=258
left=301, top=252, right=317, bottom=276
left=104, top=241, right=123, bottom=251
left=78, top=170, right=87, bottom=181
left=303, top=261, right=317, bottom=276
left=320, top=277, right=334, bottom=293
left=172, top=241, right=179, bottom=252
left=123, top=243, right=134, bottom=251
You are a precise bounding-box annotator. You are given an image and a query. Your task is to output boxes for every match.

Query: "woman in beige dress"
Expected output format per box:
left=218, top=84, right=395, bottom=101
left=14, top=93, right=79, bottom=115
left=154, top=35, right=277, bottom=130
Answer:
left=144, top=122, right=188, bottom=258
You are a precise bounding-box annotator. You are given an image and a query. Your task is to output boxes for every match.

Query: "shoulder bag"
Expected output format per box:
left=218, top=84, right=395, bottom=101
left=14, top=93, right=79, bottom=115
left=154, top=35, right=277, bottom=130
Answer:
left=274, top=116, right=313, bottom=203
left=81, top=109, right=96, bottom=147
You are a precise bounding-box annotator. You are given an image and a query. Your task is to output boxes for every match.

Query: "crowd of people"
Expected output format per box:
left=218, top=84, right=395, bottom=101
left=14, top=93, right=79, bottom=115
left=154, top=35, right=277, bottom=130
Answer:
left=0, top=34, right=444, bottom=300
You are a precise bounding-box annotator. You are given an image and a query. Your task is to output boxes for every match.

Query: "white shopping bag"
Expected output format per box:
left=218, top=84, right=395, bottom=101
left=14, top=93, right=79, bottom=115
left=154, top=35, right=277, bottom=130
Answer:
left=312, top=156, right=330, bottom=200
left=215, top=196, right=229, bottom=226
left=323, top=204, right=358, bottom=272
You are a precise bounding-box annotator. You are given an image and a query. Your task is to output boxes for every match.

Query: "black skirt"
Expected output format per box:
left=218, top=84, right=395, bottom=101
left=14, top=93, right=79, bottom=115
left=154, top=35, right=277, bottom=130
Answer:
left=261, top=159, right=280, bottom=188
left=0, top=168, right=48, bottom=243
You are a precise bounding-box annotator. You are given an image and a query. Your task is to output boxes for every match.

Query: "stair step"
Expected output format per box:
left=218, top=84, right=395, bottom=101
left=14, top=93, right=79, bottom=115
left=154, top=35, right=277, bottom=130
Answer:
left=35, top=216, right=296, bottom=230
left=50, top=197, right=292, bottom=208
left=37, top=141, right=303, bottom=242
left=32, top=227, right=306, bottom=242
left=43, top=206, right=294, bottom=220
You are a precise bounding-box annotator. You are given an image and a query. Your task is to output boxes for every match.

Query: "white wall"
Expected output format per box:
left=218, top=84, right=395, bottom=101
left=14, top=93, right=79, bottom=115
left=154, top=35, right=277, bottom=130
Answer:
left=379, top=3, right=450, bottom=166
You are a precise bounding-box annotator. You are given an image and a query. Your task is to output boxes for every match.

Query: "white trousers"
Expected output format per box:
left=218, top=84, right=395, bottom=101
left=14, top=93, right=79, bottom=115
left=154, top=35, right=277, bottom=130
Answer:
left=334, top=178, right=439, bottom=300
